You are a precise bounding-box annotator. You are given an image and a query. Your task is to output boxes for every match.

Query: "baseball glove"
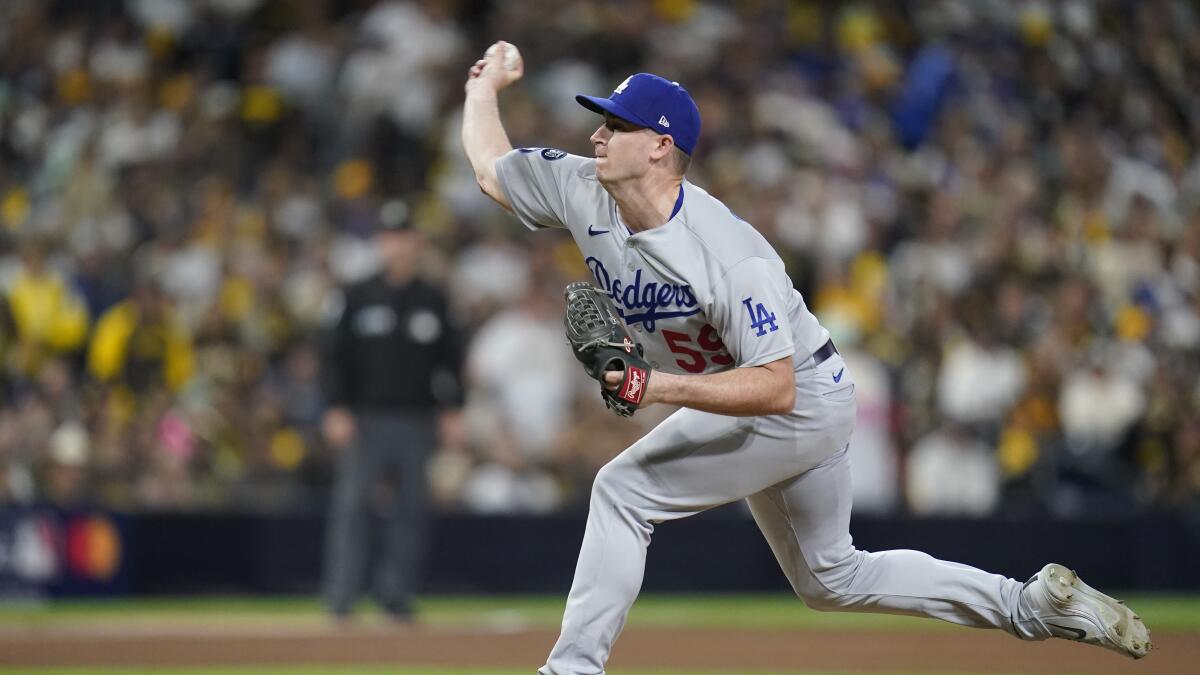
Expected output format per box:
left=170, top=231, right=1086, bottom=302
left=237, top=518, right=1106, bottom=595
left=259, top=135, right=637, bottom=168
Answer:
left=563, top=281, right=651, bottom=417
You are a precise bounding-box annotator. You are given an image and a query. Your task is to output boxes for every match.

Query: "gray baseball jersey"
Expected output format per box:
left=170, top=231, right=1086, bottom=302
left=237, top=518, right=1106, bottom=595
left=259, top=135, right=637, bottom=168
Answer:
left=495, top=148, right=830, bottom=376
left=495, top=147, right=1041, bottom=675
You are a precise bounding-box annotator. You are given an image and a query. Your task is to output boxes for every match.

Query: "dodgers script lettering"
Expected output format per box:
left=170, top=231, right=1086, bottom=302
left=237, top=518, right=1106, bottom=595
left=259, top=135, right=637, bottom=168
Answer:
left=586, top=257, right=700, bottom=332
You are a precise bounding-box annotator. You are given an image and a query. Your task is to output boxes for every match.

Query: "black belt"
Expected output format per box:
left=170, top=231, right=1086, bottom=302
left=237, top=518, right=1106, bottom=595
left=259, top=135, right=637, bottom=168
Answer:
left=811, top=339, right=838, bottom=366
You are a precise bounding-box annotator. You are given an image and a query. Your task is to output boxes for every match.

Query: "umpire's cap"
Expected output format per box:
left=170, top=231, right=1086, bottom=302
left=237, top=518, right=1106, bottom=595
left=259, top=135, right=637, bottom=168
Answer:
left=576, top=73, right=701, bottom=155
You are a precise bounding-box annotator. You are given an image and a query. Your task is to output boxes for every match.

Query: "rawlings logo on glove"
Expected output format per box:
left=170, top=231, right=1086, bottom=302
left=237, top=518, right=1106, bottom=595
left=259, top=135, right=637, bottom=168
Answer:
left=563, top=281, right=651, bottom=417
left=621, top=366, right=646, bottom=401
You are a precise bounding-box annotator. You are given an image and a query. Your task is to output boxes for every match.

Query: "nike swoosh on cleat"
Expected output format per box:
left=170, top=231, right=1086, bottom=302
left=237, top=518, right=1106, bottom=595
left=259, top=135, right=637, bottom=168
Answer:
left=832, top=368, right=844, bottom=383
left=1047, top=622, right=1088, bottom=641
left=588, top=224, right=609, bottom=236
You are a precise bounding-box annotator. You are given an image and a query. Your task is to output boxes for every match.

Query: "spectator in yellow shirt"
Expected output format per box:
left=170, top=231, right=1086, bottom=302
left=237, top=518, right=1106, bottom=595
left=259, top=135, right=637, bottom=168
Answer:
left=88, top=278, right=194, bottom=393
left=7, top=242, right=89, bottom=377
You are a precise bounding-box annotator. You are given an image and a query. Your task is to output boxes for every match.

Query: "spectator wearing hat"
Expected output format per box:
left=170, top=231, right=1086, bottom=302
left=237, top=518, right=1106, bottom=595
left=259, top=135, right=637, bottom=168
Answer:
left=319, top=202, right=464, bottom=622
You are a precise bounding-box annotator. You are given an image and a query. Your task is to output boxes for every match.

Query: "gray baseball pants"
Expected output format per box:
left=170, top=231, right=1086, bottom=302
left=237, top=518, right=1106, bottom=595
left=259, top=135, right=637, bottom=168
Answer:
left=540, top=353, right=1043, bottom=675
left=323, top=409, right=434, bottom=617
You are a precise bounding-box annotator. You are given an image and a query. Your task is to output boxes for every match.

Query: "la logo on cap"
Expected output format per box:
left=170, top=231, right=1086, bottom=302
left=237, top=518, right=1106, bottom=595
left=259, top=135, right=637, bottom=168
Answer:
left=614, top=76, right=632, bottom=94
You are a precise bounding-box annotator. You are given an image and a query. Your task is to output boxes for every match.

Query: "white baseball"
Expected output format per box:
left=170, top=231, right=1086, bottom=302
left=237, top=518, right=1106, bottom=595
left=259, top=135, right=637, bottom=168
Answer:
left=485, top=42, right=521, bottom=71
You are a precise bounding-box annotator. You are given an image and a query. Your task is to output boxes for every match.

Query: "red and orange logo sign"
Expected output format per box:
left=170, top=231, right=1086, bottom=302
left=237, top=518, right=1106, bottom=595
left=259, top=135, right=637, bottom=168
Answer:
left=66, top=515, right=121, bottom=581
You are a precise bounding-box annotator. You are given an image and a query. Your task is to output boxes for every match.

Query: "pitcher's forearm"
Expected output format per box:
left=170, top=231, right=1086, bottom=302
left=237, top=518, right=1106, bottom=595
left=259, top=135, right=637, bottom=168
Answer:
left=650, top=358, right=795, bottom=416
left=462, top=84, right=513, bottom=208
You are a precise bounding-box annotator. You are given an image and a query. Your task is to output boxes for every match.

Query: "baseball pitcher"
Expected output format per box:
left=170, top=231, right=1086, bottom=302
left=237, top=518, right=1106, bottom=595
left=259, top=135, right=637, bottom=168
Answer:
left=461, top=41, right=1150, bottom=674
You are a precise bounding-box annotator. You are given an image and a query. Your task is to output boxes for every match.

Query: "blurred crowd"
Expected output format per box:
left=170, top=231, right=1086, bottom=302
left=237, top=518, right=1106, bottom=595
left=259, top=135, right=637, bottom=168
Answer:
left=0, top=0, right=1196, bottom=517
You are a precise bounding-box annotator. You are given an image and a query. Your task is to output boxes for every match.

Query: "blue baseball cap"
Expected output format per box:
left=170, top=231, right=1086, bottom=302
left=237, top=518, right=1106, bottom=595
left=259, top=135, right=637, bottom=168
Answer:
left=576, top=73, right=702, bottom=156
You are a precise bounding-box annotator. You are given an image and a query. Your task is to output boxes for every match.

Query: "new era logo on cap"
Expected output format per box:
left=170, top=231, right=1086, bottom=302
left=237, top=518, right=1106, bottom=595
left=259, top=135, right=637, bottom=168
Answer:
left=576, top=73, right=702, bottom=155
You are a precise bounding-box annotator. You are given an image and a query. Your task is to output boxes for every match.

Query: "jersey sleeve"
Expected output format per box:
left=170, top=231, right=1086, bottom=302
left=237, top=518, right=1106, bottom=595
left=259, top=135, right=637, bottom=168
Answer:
left=708, top=257, right=796, bottom=368
left=494, top=148, right=590, bottom=231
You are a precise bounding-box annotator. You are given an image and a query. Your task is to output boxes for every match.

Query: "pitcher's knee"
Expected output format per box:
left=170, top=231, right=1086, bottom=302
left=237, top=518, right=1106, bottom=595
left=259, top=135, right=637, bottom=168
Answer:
left=589, top=456, right=662, bottom=528
left=795, top=554, right=862, bottom=612
left=797, top=584, right=848, bottom=612
left=590, top=456, right=635, bottom=507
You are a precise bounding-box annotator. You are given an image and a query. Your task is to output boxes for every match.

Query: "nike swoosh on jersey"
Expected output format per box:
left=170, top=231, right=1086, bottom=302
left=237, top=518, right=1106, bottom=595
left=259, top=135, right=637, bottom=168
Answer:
left=1046, top=622, right=1088, bottom=641
left=832, top=368, right=844, bottom=383
left=587, top=224, right=609, bottom=236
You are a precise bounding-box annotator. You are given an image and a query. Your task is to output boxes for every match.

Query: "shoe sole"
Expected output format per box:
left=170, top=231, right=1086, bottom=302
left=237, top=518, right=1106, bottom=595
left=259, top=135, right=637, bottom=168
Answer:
left=1042, top=563, right=1151, bottom=659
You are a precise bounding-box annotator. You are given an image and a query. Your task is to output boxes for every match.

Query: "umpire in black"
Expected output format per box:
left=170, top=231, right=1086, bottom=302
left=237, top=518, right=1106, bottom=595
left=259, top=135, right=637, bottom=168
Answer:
left=319, top=202, right=463, bottom=622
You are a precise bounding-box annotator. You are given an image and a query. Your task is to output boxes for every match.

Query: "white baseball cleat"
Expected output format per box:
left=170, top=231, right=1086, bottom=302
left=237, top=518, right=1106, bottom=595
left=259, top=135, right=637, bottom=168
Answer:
left=1024, top=563, right=1151, bottom=659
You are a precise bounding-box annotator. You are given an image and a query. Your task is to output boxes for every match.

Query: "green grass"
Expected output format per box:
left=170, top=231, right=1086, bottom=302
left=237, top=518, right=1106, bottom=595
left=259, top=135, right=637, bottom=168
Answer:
left=2, top=592, right=1198, bottom=632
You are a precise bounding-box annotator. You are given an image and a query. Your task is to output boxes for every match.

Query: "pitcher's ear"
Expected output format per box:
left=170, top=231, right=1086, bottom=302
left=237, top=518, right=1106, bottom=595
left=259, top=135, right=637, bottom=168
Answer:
left=652, top=134, right=675, bottom=161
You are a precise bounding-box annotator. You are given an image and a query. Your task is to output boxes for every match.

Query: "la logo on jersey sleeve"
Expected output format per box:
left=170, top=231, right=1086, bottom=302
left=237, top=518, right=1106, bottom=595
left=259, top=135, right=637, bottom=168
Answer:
left=742, top=297, right=778, bottom=337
